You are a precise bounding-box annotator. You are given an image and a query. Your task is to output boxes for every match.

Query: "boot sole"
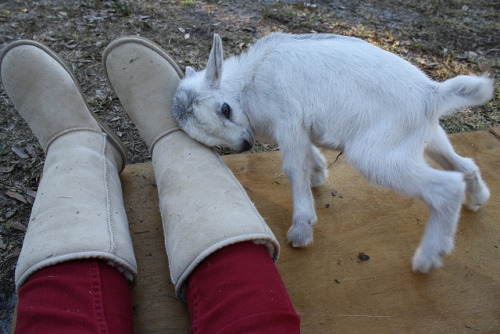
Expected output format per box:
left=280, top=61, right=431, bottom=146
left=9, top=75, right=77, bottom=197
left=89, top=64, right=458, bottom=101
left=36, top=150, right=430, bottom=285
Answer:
left=0, top=40, right=128, bottom=172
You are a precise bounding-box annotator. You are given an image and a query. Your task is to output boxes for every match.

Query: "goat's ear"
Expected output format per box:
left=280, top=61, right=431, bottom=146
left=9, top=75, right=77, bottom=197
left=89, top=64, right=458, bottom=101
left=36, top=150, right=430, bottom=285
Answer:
left=205, top=34, right=223, bottom=88
left=185, top=66, right=196, bottom=78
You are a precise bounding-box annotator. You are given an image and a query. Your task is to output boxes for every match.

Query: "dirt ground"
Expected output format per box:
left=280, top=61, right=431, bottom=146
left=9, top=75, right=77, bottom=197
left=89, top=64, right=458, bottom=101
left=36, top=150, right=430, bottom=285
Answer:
left=0, top=0, right=498, bottom=331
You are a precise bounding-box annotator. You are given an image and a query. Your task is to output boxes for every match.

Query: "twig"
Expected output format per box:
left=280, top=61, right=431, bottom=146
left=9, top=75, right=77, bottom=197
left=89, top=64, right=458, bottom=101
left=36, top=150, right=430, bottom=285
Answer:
left=327, top=151, right=343, bottom=169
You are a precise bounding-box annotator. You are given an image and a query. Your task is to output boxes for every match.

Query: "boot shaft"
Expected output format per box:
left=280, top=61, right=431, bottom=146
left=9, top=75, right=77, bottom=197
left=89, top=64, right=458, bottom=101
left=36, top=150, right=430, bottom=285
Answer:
left=16, top=127, right=137, bottom=289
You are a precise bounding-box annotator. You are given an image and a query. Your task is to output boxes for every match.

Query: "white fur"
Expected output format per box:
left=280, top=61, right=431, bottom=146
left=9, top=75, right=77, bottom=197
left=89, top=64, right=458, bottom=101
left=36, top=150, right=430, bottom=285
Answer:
left=172, top=33, right=494, bottom=273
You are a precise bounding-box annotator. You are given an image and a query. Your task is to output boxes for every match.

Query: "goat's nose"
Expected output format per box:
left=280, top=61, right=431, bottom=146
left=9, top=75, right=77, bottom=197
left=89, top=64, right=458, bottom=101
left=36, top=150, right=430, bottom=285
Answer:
left=240, top=130, right=254, bottom=152
left=241, top=139, right=253, bottom=152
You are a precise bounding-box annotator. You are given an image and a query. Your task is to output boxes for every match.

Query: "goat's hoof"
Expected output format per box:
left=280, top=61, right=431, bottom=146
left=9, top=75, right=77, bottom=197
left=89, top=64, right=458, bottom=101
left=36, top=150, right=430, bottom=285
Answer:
left=464, top=187, right=490, bottom=211
left=310, top=167, right=328, bottom=188
left=464, top=172, right=490, bottom=211
left=412, top=250, right=442, bottom=273
left=412, top=236, right=454, bottom=273
left=287, top=224, right=313, bottom=247
left=411, top=242, right=453, bottom=273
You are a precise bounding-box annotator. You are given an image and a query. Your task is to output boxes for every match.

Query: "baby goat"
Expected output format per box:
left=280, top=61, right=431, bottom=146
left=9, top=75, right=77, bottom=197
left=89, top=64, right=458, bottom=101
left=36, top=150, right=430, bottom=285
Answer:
left=172, top=33, right=494, bottom=273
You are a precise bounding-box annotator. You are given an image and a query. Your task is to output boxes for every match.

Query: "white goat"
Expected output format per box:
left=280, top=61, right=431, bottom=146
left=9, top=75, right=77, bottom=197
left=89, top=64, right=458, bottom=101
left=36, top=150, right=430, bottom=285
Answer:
left=172, top=33, right=494, bottom=273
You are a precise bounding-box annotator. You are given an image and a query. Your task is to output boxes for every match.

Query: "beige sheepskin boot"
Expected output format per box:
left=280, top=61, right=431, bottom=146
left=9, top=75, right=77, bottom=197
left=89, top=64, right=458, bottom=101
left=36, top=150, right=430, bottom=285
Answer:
left=0, top=40, right=138, bottom=289
left=103, top=37, right=279, bottom=297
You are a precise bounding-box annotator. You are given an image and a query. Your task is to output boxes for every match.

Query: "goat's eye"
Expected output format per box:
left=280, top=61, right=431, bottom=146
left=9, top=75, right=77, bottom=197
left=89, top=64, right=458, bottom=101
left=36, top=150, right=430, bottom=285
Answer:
left=221, top=103, right=231, bottom=119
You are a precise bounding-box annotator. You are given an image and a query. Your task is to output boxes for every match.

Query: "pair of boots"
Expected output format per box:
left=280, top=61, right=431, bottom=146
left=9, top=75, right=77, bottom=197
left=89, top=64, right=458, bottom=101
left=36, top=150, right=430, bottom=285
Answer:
left=0, top=37, right=279, bottom=297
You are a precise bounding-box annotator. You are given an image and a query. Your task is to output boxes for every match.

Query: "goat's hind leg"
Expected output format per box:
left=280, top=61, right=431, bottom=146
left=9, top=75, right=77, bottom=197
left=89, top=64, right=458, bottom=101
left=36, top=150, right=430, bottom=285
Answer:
left=410, top=167, right=465, bottom=273
left=347, top=150, right=465, bottom=273
left=309, top=145, right=328, bottom=187
left=426, top=126, right=490, bottom=211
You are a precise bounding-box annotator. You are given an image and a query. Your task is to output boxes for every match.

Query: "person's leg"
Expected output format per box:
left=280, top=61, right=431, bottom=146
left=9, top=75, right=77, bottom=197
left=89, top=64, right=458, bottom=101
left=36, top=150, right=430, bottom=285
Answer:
left=188, top=242, right=300, bottom=334
left=16, top=260, right=133, bottom=334
left=103, top=37, right=300, bottom=332
left=1, top=40, right=137, bottom=333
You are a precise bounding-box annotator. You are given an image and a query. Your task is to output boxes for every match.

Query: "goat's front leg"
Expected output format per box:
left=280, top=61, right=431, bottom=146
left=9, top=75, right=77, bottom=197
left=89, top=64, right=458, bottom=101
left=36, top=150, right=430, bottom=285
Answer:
left=278, top=130, right=317, bottom=247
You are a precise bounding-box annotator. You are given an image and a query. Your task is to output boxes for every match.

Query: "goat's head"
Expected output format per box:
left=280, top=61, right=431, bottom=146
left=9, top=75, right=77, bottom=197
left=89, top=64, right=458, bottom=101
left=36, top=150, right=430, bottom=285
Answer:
left=172, top=34, right=254, bottom=152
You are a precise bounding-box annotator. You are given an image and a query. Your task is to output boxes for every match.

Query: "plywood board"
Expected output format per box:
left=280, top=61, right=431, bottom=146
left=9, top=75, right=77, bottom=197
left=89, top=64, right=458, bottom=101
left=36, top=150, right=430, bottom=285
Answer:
left=121, top=128, right=500, bottom=333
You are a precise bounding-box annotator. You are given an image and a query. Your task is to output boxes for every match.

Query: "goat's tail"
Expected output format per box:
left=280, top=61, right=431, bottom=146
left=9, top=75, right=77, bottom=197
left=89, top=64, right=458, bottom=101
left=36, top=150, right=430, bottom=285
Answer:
left=435, top=73, right=494, bottom=117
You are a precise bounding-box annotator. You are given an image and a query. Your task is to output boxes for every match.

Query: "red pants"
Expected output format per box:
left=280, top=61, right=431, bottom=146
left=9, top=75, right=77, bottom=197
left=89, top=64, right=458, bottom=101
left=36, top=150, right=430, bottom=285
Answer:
left=15, top=242, right=300, bottom=333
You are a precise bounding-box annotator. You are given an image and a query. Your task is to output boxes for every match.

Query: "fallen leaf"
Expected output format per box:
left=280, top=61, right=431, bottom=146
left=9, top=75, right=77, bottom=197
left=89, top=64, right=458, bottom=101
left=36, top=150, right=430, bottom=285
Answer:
left=479, top=63, right=493, bottom=74
left=5, top=210, right=16, bottom=219
left=0, top=166, right=14, bottom=173
left=25, top=144, right=37, bottom=157
left=26, top=189, right=37, bottom=199
left=5, top=191, right=27, bottom=203
left=10, top=222, right=27, bottom=232
left=11, top=146, right=28, bottom=159
left=4, top=247, right=21, bottom=261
